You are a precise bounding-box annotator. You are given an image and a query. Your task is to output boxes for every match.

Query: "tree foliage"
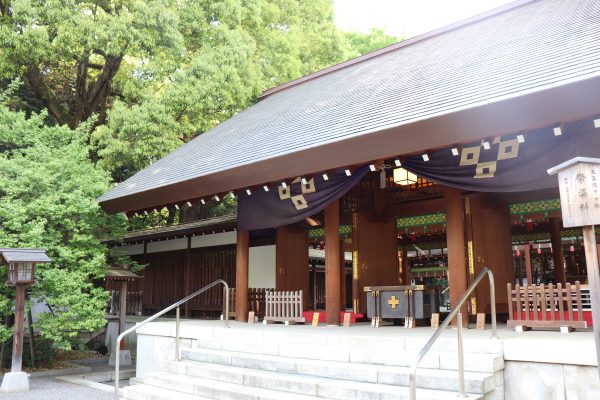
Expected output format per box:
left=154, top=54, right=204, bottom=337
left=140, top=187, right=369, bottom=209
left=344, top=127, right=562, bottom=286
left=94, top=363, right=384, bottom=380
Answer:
left=0, top=82, right=127, bottom=348
left=0, top=1, right=399, bottom=348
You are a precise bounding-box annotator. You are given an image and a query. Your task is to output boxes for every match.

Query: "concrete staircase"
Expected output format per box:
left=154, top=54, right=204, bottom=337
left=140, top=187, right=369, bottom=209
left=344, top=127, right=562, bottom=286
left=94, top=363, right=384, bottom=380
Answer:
left=122, top=326, right=504, bottom=400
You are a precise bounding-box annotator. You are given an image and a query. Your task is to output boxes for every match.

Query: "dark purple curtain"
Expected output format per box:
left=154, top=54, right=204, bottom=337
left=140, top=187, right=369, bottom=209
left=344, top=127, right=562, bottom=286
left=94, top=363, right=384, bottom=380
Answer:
left=403, top=118, right=600, bottom=192
left=237, top=166, right=368, bottom=231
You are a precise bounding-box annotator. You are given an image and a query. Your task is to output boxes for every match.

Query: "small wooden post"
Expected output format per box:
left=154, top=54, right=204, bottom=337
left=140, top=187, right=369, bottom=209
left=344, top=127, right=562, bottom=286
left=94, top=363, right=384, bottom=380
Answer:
left=342, top=312, right=351, bottom=327
left=549, top=157, right=600, bottom=378
left=312, top=312, right=320, bottom=326
left=431, top=313, right=440, bottom=329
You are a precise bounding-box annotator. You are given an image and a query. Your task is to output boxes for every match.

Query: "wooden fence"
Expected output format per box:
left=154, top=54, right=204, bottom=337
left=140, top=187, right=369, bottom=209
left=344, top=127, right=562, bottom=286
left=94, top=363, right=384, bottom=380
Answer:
left=227, top=288, right=273, bottom=319
left=108, top=290, right=143, bottom=316
left=264, top=290, right=305, bottom=324
left=507, top=282, right=588, bottom=331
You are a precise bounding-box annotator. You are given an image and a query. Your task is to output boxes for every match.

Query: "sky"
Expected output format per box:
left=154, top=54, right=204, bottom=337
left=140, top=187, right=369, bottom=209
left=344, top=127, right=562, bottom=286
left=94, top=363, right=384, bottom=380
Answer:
left=334, top=0, right=515, bottom=39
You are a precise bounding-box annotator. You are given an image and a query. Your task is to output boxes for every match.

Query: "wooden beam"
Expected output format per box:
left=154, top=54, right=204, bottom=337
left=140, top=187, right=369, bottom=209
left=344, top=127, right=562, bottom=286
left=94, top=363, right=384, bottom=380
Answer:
left=235, top=230, right=249, bottom=322
left=550, top=218, right=566, bottom=284
left=444, top=187, right=468, bottom=327
left=325, top=200, right=341, bottom=325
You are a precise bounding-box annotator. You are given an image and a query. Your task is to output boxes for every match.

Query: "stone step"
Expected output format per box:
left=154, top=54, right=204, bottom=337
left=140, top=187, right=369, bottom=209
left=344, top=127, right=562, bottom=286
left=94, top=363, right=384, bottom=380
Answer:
left=143, top=370, right=483, bottom=400
left=182, top=346, right=504, bottom=374
left=122, top=383, right=212, bottom=400
left=191, top=327, right=503, bottom=355
left=163, top=359, right=498, bottom=394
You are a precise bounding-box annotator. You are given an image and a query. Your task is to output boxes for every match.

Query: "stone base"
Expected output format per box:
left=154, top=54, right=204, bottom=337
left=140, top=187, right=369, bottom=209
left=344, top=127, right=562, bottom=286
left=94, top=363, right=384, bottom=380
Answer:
left=0, top=371, right=29, bottom=393
left=108, top=350, right=132, bottom=367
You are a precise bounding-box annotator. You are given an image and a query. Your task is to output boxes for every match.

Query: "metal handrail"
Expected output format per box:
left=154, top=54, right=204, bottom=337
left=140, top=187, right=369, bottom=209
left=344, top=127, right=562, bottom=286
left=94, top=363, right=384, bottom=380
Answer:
left=409, top=267, right=498, bottom=400
left=113, top=279, right=229, bottom=399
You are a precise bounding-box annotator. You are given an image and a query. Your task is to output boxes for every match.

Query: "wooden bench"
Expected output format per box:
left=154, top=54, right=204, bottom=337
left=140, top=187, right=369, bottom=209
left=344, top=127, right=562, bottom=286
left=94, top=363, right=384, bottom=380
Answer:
left=264, top=290, right=305, bottom=325
left=507, top=282, right=588, bottom=332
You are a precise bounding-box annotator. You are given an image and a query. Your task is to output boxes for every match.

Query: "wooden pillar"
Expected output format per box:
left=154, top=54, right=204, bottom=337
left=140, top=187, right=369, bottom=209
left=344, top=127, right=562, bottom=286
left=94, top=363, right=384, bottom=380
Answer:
left=444, top=187, right=468, bottom=326
left=11, top=284, right=26, bottom=372
left=340, top=240, right=346, bottom=311
left=401, top=246, right=410, bottom=285
left=235, top=230, right=249, bottom=322
left=119, top=281, right=127, bottom=335
left=325, top=200, right=341, bottom=325
left=184, top=236, right=192, bottom=318
left=523, top=243, right=533, bottom=284
left=550, top=218, right=566, bottom=284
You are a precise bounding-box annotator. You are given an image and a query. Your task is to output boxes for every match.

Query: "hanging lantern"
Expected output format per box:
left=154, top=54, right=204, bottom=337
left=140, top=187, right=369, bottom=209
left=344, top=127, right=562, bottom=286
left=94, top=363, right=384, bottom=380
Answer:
left=393, top=168, right=418, bottom=186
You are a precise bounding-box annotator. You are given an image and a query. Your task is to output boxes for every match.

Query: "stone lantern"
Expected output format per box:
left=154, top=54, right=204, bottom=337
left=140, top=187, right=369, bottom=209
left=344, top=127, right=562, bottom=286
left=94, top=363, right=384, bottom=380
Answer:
left=0, top=248, right=50, bottom=393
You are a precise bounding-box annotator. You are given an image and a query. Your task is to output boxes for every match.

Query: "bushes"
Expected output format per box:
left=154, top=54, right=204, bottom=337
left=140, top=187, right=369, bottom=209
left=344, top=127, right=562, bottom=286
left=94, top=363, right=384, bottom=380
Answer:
left=1, top=337, right=56, bottom=370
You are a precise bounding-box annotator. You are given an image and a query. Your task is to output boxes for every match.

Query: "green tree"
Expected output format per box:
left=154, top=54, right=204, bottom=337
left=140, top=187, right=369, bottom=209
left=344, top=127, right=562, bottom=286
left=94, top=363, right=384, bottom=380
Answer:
left=343, top=28, right=399, bottom=57
left=0, top=1, right=401, bottom=348
left=0, top=0, right=184, bottom=128
left=0, top=83, right=127, bottom=348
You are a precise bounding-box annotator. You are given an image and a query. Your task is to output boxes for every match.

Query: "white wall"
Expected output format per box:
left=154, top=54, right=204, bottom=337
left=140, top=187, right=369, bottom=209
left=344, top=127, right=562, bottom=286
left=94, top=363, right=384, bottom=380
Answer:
left=191, top=231, right=236, bottom=248
left=111, top=243, right=145, bottom=256
left=147, top=238, right=188, bottom=253
left=249, top=245, right=276, bottom=288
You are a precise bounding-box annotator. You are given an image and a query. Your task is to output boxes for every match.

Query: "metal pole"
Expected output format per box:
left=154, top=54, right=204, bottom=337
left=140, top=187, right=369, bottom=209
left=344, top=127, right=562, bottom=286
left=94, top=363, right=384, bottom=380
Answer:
left=457, top=312, right=466, bottom=397
left=114, top=337, right=120, bottom=400
left=224, top=286, right=230, bottom=328
left=582, top=225, right=600, bottom=379
left=176, top=306, right=180, bottom=361
left=488, top=271, right=498, bottom=339
left=113, top=279, right=229, bottom=399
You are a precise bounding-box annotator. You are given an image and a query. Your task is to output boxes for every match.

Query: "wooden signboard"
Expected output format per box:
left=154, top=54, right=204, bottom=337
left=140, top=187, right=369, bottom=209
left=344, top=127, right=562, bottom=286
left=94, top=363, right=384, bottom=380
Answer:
left=343, top=312, right=351, bottom=328
left=312, top=312, right=320, bottom=326
left=549, top=157, right=600, bottom=379
left=551, top=158, right=600, bottom=228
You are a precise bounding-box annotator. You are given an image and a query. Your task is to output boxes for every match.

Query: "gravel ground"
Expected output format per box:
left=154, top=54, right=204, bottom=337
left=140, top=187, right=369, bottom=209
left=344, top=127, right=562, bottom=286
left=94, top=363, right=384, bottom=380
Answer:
left=1, top=377, right=114, bottom=400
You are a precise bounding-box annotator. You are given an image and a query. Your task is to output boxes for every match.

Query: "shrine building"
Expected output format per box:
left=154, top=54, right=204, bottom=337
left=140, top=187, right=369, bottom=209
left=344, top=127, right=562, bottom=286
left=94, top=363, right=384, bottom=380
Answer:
left=100, top=0, right=600, bottom=329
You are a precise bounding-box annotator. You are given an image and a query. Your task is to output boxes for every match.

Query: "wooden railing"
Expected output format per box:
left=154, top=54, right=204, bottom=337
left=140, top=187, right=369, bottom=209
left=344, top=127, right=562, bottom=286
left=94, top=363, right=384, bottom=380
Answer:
left=227, top=288, right=274, bottom=319
left=108, top=290, right=143, bottom=316
left=264, top=290, right=305, bottom=324
left=507, top=282, right=588, bottom=331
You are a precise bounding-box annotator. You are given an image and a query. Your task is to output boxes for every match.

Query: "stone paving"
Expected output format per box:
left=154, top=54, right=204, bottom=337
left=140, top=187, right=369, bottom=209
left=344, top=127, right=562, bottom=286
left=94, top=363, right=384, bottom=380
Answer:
left=1, top=376, right=114, bottom=400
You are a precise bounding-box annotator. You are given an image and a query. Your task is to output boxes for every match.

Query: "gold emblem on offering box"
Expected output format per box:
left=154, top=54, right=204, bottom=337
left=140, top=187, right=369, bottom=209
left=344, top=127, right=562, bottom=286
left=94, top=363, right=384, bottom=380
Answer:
left=388, top=295, right=400, bottom=309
